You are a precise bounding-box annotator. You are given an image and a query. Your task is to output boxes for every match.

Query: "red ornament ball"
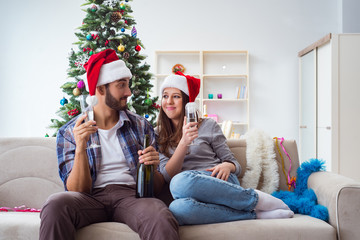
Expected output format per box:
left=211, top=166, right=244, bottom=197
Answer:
left=135, top=45, right=141, bottom=52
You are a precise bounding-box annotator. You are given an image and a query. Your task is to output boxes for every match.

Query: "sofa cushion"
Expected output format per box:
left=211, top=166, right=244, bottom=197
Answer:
left=76, top=222, right=141, bottom=240
left=0, top=212, right=40, bottom=240
left=179, top=214, right=336, bottom=240
left=1, top=213, right=334, bottom=240
left=0, top=138, right=63, bottom=209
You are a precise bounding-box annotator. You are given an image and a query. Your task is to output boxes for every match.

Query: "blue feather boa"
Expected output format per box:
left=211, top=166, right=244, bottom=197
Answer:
left=272, top=159, right=329, bottom=222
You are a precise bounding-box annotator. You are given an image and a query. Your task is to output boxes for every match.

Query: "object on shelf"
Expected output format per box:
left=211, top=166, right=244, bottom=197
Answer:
left=208, top=114, right=218, bottom=122
left=172, top=64, right=185, bottom=74
left=217, top=93, right=222, bottom=99
left=230, top=132, right=241, bottom=139
left=234, top=133, right=241, bottom=139
left=243, top=85, right=248, bottom=99
left=235, top=86, right=240, bottom=99
left=237, top=85, right=247, bottom=99
left=229, top=132, right=241, bottom=139
left=221, top=120, right=233, bottom=138
left=208, top=93, right=213, bottom=99
left=203, top=104, right=208, bottom=118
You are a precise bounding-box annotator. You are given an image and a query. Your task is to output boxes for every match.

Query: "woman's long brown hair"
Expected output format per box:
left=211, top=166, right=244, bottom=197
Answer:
left=157, top=91, right=189, bottom=158
left=157, top=91, right=204, bottom=157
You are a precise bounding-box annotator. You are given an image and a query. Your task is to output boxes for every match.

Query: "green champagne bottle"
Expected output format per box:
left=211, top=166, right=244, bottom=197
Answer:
left=136, top=134, right=154, bottom=198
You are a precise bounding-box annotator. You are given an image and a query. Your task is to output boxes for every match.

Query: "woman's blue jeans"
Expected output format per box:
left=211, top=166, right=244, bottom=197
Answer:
left=169, top=170, right=258, bottom=225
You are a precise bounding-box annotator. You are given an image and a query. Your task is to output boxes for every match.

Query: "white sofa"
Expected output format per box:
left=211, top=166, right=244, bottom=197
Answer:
left=1, top=137, right=360, bottom=240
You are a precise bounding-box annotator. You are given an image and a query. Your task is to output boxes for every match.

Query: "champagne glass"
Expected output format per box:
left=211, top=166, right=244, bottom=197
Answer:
left=78, top=94, right=101, bottom=149
left=185, top=102, right=199, bottom=146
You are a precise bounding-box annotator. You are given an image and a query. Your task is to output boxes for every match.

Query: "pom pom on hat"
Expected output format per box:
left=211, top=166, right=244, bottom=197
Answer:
left=86, top=95, right=98, bottom=107
left=160, top=71, right=200, bottom=102
left=83, top=49, right=132, bottom=105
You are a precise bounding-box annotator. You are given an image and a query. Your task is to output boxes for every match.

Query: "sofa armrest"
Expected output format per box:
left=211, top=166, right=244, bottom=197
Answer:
left=308, top=171, right=360, bottom=240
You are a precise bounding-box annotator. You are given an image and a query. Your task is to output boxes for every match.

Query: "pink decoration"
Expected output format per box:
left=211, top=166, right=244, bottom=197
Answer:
left=0, top=205, right=41, bottom=212
left=276, top=137, right=296, bottom=190
left=207, top=114, right=218, bottom=122
left=77, top=80, right=85, bottom=89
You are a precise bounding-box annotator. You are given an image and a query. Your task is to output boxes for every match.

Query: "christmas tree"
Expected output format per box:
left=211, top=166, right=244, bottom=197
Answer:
left=50, top=0, right=159, bottom=136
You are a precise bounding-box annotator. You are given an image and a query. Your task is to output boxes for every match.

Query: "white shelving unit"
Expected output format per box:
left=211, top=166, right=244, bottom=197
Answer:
left=154, top=50, right=249, bottom=138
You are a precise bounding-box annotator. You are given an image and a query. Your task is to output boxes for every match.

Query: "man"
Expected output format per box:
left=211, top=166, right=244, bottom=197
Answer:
left=40, top=49, right=179, bottom=240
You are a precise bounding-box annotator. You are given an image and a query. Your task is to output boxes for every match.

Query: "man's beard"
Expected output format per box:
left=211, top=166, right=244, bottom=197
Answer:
left=105, top=87, right=128, bottom=111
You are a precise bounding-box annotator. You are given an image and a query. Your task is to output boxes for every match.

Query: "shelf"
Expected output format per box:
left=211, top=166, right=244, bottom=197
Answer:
left=203, top=51, right=248, bottom=75
left=155, top=51, right=201, bottom=75
left=156, top=74, right=201, bottom=78
left=203, top=74, right=248, bottom=78
left=217, top=122, right=248, bottom=126
left=154, top=50, right=250, bottom=137
left=203, top=99, right=247, bottom=102
left=157, top=74, right=247, bottom=78
left=203, top=50, right=248, bottom=54
left=155, top=50, right=200, bottom=54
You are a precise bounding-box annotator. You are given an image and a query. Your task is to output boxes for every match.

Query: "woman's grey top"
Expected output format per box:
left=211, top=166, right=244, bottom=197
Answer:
left=158, top=118, right=241, bottom=183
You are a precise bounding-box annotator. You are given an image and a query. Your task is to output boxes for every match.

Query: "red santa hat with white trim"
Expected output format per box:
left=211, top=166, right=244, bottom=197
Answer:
left=160, top=71, right=200, bottom=102
left=83, top=49, right=132, bottom=106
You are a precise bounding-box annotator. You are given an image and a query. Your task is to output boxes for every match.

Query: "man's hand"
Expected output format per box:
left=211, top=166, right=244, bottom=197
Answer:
left=138, top=146, right=160, bottom=167
left=73, top=113, right=98, bottom=151
left=138, top=146, right=164, bottom=194
left=206, top=162, right=236, bottom=181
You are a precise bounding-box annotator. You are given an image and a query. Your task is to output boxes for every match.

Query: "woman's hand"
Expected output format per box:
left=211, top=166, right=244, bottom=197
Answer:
left=179, top=117, right=198, bottom=146
left=206, top=162, right=236, bottom=181
left=138, top=146, right=160, bottom=167
left=73, top=113, right=98, bottom=151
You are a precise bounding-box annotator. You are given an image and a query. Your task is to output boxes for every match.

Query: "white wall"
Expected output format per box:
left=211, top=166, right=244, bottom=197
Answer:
left=0, top=0, right=340, bottom=142
left=342, top=0, right=360, bottom=32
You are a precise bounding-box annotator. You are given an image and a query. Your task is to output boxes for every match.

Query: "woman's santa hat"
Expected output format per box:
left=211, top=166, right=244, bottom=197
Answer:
left=83, top=49, right=132, bottom=106
left=160, top=72, right=200, bottom=102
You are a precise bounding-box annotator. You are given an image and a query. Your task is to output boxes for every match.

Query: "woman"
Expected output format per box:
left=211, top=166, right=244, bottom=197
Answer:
left=157, top=72, right=294, bottom=225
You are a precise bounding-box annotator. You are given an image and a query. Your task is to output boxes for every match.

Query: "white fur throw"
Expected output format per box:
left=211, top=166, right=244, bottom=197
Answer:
left=241, top=129, right=279, bottom=194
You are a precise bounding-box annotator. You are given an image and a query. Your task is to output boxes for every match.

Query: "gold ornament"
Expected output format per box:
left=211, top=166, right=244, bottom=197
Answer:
left=118, top=44, right=125, bottom=52
left=73, top=87, right=81, bottom=96
left=111, top=12, right=122, bottom=23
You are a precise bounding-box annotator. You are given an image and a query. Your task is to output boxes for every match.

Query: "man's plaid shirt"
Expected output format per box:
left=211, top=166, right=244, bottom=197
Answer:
left=56, top=110, right=157, bottom=190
